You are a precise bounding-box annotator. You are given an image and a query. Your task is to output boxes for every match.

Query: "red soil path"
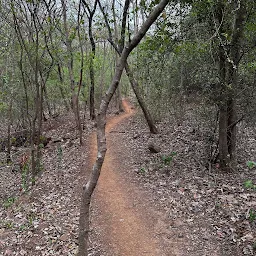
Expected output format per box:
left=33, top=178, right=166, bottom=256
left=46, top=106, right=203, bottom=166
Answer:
left=89, top=100, right=180, bottom=256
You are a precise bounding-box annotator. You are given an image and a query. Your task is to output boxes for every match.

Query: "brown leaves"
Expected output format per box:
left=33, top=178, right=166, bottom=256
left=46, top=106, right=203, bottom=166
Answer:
left=121, top=112, right=256, bottom=255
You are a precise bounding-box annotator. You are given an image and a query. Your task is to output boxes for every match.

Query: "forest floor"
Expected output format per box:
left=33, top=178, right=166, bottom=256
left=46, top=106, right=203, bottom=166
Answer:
left=0, top=99, right=256, bottom=256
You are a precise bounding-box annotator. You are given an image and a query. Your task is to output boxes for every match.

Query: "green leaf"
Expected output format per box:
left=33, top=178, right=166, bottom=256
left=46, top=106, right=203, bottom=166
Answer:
left=249, top=209, right=256, bottom=222
left=247, top=161, right=256, bottom=169
left=244, top=180, right=254, bottom=188
left=244, top=180, right=256, bottom=190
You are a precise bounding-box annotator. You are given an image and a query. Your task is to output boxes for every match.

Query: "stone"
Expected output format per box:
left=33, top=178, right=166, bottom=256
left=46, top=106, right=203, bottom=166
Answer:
left=148, top=143, right=161, bottom=153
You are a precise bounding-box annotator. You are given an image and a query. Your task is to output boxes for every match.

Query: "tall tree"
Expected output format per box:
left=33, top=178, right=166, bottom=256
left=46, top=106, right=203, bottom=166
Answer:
left=78, top=1, right=169, bottom=255
left=99, top=0, right=158, bottom=133
left=215, top=0, right=247, bottom=170
left=82, top=0, right=98, bottom=120
left=61, top=0, right=83, bottom=144
left=11, top=0, right=52, bottom=183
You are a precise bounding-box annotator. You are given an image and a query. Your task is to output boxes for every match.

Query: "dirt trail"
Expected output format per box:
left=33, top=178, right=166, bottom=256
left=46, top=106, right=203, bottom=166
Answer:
left=89, top=100, right=180, bottom=256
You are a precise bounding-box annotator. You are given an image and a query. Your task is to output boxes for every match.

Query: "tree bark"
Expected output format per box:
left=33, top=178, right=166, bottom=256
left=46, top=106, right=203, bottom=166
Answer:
left=77, top=0, right=86, bottom=144
left=6, top=97, right=13, bottom=164
left=218, top=30, right=228, bottom=169
left=36, top=83, right=44, bottom=176
left=78, top=1, right=169, bottom=255
left=219, top=104, right=229, bottom=170
left=82, top=0, right=98, bottom=120
left=216, top=0, right=246, bottom=170
left=226, top=1, right=246, bottom=166
left=112, top=0, right=126, bottom=112
left=227, top=97, right=236, bottom=162
left=125, top=63, right=158, bottom=133
left=43, top=85, right=52, bottom=118
left=99, top=40, right=107, bottom=102
left=61, top=0, right=83, bottom=144
left=88, top=17, right=96, bottom=120
left=57, top=63, right=70, bottom=111
left=98, top=0, right=158, bottom=134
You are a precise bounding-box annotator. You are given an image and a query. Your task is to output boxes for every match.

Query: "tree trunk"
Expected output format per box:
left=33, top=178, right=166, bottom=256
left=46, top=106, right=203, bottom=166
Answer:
left=57, top=63, right=70, bottom=111
left=31, top=91, right=39, bottom=186
left=78, top=188, right=91, bottom=256
left=43, top=85, right=52, bottom=117
left=77, top=0, right=85, bottom=145
left=217, top=0, right=246, bottom=170
left=99, top=40, right=107, bottom=102
left=227, top=97, right=237, bottom=164
left=226, top=0, right=246, bottom=166
left=6, top=97, right=13, bottom=164
left=78, top=1, right=169, bottom=255
left=98, top=0, right=158, bottom=134
left=219, top=104, right=229, bottom=170
left=89, top=74, right=95, bottom=120
left=84, top=0, right=98, bottom=120
left=62, top=0, right=83, bottom=144
left=31, top=30, right=40, bottom=185
left=125, top=63, right=158, bottom=133
left=115, top=51, right=124, bottom=112
left=216, top=0, right=229, bottom=170
left=217, top=41, right=228, bottom=170
left=73, top=94, right=83, bottom=144
left=36, top=83, right=44, bottom=176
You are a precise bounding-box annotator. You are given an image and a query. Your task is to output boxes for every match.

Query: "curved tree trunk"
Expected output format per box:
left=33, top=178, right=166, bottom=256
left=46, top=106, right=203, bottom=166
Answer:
left=78, top=1, right=169, bottom=255
left=98, top=0, right=158, bottom=134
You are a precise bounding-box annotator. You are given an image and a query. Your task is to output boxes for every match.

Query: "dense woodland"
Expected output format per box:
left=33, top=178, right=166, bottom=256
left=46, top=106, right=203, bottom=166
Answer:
left=0, top=0, right=256, bottom=255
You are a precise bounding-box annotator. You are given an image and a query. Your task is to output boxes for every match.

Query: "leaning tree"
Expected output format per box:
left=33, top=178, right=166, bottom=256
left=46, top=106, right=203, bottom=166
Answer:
left=78, top=1, right=169, bottom=255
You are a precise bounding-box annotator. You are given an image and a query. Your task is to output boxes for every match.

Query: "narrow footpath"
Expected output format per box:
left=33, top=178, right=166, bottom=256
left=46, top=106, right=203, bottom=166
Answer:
left=89, top=100, right=181, bottom=256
